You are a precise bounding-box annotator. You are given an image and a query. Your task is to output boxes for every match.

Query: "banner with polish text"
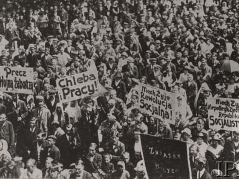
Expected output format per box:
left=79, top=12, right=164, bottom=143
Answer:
left=56, top=70, right=99, bottom=103
left=0, top=66, right=34, bottom=94
left=207, top=97, right=239, bottom=131
left=138, top=83, right=176, bottom=124
left=140, top=134, right=191, bottom=179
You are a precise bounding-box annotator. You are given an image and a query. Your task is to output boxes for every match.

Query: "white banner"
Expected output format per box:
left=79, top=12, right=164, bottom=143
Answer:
left=0, top=66, right=34, bottom=94
left=56, top=70, right=99, bottom=103
left=138, top=84, right=177, bottom=124
left=207, top=97, right=239, bottom=131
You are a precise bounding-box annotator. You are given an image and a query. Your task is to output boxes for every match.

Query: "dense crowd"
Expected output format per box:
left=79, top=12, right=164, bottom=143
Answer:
left=0, top=0, right=239, bottom=178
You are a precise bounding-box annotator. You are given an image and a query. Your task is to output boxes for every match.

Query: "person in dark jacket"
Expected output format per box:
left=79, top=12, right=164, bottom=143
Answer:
left=111, top=72, right=127, bottom=102
left=69, top=159, right=94, bottom=179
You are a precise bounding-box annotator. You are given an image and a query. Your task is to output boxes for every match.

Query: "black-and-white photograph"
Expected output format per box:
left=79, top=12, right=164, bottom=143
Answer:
left=0, top=0, right=238, bottom=178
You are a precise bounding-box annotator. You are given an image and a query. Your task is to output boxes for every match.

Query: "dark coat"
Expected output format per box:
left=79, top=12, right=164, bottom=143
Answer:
left=70, top=170, right=94, bottom=179
left=84, top=153, right=102, bottom=174
left=41, top=145, right=61, bottom=164
left=192, top=169, right=212, bottom=179
left=111, top=80, right=127, bottom=102
left=0, top=120, right=15, bottom=146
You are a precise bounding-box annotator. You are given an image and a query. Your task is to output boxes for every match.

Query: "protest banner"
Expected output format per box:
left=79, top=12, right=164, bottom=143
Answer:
left=207, top=97, right=239, bottom=131
left=140, top=134, right=191, bottom=179
left=0, top=66, right=34, bottom=94
left=138, top=83, right=176, bottom=124
left=56, top=70, right=99, bottom=103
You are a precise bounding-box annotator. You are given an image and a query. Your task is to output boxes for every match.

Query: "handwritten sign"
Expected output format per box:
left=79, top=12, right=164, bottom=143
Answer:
left=56, top=70, right=99, bottom=103
left=207, top=97, right=239, bottom=131
left=140, top=134, right=191, bottom=179
left=0, top=66, right=34, bottom=94
left=138, top=84, right=176, bottom=124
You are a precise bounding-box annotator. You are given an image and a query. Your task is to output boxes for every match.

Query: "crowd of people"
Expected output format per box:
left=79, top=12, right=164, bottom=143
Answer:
left=0, top=0, right=239, bottom=178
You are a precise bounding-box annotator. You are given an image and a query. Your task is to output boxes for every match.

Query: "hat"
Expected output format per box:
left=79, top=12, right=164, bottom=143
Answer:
left=38, top=47, right=45, bottom=53
left=47, top=135, right=57, bottom=141
left=182, top=128, right=192, bottom=137
left=105, top=40, right=113, bottom=44
left=175, top=80, right=183, bottom=84
left=82, top=96, right=93, bottom=104
left=53, top=38, right=59, bottom=42
left=121, top=52, right=128, bottom=57
left=52, top=55, right=58, bottom=59
left=197, top=132, right=205, bottom=138
left=47, top=65, right=54, bottom=69
left=234, top=131, right=239, bottom=136
left=132, top=78, right=140, bottom=84
left=149, top=58, right=157, bottom=62
left=28, top=44, right=35, bottom=49
left=184, top=66, right=191, bottom=70
left=48, top=89, right=56, bottom=96
left=80, top=34, right=85, bottom=38
left=114, top=72, right=122, bottom=78
left=36, top=96, right=44, bottom=102
left=196, top=157, right=206, bottom=165
left=66, top=124, right=73, bottom=131
left=127, top=57, right=134, bottom=63
left=117, top=161, right=125, bottom=168
left=210, top=135, right=221, bottom=141
left=47, top=35, right=54, bottom=39
left=104, top=84, right=113, bottom=90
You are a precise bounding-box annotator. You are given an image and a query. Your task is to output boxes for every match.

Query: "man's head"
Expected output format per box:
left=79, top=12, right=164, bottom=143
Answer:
left=110, top=130, right=119, bottom=144
left=26, top=159, right=36, bottom=173
left=45, top=157, right=53, bottom=169
left=89, top=143, right=97, bottom=156
left=195, top=157, right=206, bottom=171
left=47, top=135, right=56, bottom=147
left=75, top=159, right=84, bottom=175
left=234, top=131, right=239, bottom=142
left=116, top=161, right=125, bottom=173
left=29, top=117, right=37, bottom=128
left=122, top=152, right=130, bottom=163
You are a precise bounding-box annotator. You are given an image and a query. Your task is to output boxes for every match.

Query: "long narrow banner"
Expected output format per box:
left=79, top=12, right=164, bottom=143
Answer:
left=138, top=83, right=176, bottom=124
left=0, top=66, right=34, bottom=94
left=56, top=70, right=99, bottom=103
left=207, top=97, right=239, bottom=131
left=140, top=134, right=191, bottom=179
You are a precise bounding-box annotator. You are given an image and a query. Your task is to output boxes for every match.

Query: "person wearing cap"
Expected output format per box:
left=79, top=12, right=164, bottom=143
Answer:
left=184, top=73, right=198, bottom=116
left=0, top=159, right=21, bottom=178
left=109, top=161, right=130, bottom=179
left=106, top=56, right=117, bottom=76
left=51, top=10, right=62, bottom=37
left=41, top=135, right=60, bottom=165
left=64, top=39, right=75, bottom=58
left=181, top=128, right=194, bottom=145
left=19, top=158, right=42, bottom=179
left=222, top=131, right=239, bottom=163
left=121, top=57, right=139, bottom=79
left=103, top=40, right=116, bottom=59
left=112, top=71, right=127, bottom=102
left=56, top=123, right=82, bottom=168
left=83, top=143, right=102, bottom=175
left=26, top=44, right=38, bottom=68
left=69, top=159, right=94, bottom=179
left=31, top=96, right=51, bottom=136
left=192, top=157, right=212, bottom=179
left=206, top=135, right=223, bottom=173
left=13, top=46, right=26, bottom=67
left=145, top=57, right=157, bottom=82
left=104, top=130, right=125, bottom=164
left=117, top=52, right=128, bottom=71
left=194, top=132, right=208, bottom=158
